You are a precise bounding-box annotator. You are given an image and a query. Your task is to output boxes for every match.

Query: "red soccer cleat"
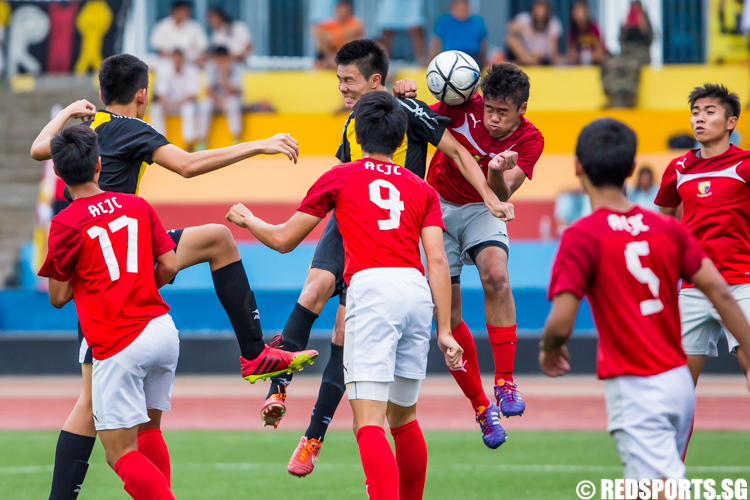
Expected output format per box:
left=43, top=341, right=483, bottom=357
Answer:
left=240, top=335, right=319, bottom=384
left=288, top=436, right=322, bottom=478
left=261, top=385, right=287, bottom=429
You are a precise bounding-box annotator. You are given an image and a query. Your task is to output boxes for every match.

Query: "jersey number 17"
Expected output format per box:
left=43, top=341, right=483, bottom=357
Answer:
left=87, top=215, right=139, bottom=281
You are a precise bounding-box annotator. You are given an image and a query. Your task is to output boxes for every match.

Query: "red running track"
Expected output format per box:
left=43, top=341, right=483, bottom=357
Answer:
left=0, top=375, right=747, bottom=432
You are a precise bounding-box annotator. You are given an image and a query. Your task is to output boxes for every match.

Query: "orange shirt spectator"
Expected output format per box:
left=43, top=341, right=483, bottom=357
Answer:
left=313, top=0, right=364, bottom=68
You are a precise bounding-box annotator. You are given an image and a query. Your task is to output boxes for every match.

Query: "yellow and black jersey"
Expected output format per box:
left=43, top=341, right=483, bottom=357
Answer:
left=75, top=110, right=170, bottom=197
left=335, top=97, right=450, bottom=179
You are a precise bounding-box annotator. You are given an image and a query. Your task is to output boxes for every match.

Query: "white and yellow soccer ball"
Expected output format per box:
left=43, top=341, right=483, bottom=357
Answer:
left=425, top=50, right=481, bottom=106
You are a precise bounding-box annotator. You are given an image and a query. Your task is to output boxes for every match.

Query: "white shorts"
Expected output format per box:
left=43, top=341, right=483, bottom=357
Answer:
left=346, top=377, right=422, bottom=407
left=679, top=284, right=747, bottom=357
left=343, top=267, right=433, bottom=387
left=605, top=365, right=695, bottom=481
left=440, top=198, right=510, bottom=277
left=92, top=314, right=180, bottom=431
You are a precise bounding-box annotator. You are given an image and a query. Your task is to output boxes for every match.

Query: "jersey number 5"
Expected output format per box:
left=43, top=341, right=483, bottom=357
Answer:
left=369, top=179, right=405, bottom=230
left=87, top=215, right=139, bottom=281
left=624, top=241, right=664, bottom=316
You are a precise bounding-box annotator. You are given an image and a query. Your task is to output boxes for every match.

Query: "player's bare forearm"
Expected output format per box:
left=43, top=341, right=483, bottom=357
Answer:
left=422, top=226, right=451, bottom=335
left=226, top=204, right=321, bottom=254
left=153, top=133, right=299, bottom=178
left=659, top=206, right=679, bottom=218
left=154, top=250, right=179, bottom=288
left=692, top=259, right=750, bottom=363
left=440, top=131, right=496, bottom=203
left=48, top=278, right=73, bottom=309
left=540, top=293, right=580, bottom=352
left=487, top=168, right=512, bottom=201
left=30, top=100, right=97, bottom=161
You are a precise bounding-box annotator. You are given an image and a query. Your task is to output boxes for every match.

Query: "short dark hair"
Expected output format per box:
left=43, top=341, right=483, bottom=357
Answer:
left=575, top=118, right=637, bottom=188
left=172, top=1, right=191, bottom=11
left=335, top=39, right=389, bottom=82
left=208, top=6, right=230, bottom=23
left=50, top=126, right=100, bottom=186
left=99, top=54, right=149, bottom=105
left=481, top=63, right=530, bottom=108
left=353, top=92, right=407, bottom=155
left=688, top=83, right=741, bottom=121
left=212, top=46, right=230, bottom=57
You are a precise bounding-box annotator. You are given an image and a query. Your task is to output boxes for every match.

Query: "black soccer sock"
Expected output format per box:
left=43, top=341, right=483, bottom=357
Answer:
left=48, top=430, right=96, bottom=500
left=211, top=260, right=266, bottom=360
left=305, top=342, right=345, bottom=442
left=267, top=302, right=320, bottom=399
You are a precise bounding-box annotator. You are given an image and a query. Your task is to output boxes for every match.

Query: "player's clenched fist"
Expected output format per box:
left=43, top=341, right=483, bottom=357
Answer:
left=488, top=151, right=518, bottom=172
left=225, top=203, right=254, bottom=228
left=64, top=99, right=97, bottom=121
left=437, top=333, right=464, bottom=371
left=391, top=78, right=418, bottom=99
left=259, top=133, right=299, bottom=164
left=538, top=344, right=571, bottom=377
left=486, top=200, right=515, bottom=222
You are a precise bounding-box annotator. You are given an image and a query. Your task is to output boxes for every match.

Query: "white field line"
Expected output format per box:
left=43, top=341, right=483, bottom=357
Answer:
left=2, top=463, right=748, bottom=476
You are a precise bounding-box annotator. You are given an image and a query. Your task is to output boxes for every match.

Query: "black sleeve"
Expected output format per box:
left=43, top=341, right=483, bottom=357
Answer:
left=335, top=114, right=352, bottom=163
left=117, top=119, right=170, bottom=164
left=399, top=98, right=451, bottom=147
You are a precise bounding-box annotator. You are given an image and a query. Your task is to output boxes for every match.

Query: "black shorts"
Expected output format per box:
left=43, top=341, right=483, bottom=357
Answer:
left=78, top=228, right=183, bottom=364
left=310, top=213, right=348, bottom=306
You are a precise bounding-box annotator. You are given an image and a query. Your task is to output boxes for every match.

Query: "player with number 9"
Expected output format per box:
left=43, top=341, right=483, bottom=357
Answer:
left=540, top=118, right=750, bottom=485
left=226, top=91, right=463, bottom=500
left=39, top=126, right=181, bottom=500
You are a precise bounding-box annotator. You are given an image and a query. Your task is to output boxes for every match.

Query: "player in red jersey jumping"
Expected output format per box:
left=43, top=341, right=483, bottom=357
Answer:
left=39, top=126, right=183, bottom=500
left=541, top=118, right=750, bottom=491
left=655, top=84, right=750, bottom=386
left=227, top=91, right=463, bottom=500
left=399, top=62, right=544, bottom=447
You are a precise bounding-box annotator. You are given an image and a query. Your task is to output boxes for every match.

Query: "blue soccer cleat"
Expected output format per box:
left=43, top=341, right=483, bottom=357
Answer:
left=476, top=402, right=507, bottom=449
left=495, top=379, right=526, bottom=417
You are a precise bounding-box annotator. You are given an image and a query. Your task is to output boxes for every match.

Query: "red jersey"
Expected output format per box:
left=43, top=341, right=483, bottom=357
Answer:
left=299, top=158, right=445, bottom=283
left=548, top=206, right=706, bottom=379
left=655, top=145, right=750, bottom=287
left=38, top=192, right=175, bottom=360
left=427, top=93, right=544, bottom=205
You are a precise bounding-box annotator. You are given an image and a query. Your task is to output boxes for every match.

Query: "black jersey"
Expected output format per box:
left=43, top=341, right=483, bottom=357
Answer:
left=335, top=97, right=450, bottom=179
left=75, top=110, right=170, bottom=197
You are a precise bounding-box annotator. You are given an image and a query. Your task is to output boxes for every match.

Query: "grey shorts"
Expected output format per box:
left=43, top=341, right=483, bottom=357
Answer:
left=440, top=197, right=510, bottom=277
left=679, top=284, right=747, bottom=357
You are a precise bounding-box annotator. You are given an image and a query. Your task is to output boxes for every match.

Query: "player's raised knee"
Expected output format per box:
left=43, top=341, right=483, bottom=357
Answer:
left=480, top=266, right=510, bottom=295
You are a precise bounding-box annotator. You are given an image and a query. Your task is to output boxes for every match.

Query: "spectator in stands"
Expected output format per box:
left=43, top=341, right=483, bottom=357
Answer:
left=378, top=0, right=426, bottom=65
left=601, top=1, right=653, bottom=108
left=150, top=1, right=208, bottom=64
left=312, top=0, right=365, bottom=69
left=554, top=188, right=592, bottom=236
left=565, top=0, right=605, bottom=65
left=149, top=49, right=200, bottom=151
left=207, top=7, right=253, bottom=63
left=506, top=0, right=562, bottom=66
left=627, top=166, right=659, bottom=211
left=430, top=0, right=487, bottom=67
left=198, top=46, right=244, bottom=150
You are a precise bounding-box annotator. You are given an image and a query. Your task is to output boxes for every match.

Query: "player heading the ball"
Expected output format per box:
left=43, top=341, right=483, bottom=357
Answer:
left=39, top=125, right=181, bottom=500
left=541, top=118, right=750, bottom=486
left=226, top=91, right=463, bottom=500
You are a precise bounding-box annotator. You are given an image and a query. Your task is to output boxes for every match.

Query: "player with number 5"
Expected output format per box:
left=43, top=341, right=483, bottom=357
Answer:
left=226, top=91, right=463, bottom=500
left=540, top=118, right=750, bottom=486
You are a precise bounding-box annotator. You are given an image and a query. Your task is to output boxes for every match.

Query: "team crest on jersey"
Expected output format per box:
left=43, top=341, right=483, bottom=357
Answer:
left=697, top=180, right=712, bottom=197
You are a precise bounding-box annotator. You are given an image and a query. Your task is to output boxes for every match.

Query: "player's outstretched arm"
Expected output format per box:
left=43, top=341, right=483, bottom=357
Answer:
left=225, top=203, right=322, bottom=254
left=48, top=278, right=73, bottom=309
left=422, top=225, right=464, bottom=370
left=154, top=249, right=180, bottom=288
left=539, top=292, right=579, bottom=377
left=30, top=100, right=97, bottom=161
left=487, top=153, right=526, bottom=202
left=691, top=258, right=750, bottom=387
left=151, top=133, right=300, bottom=179
left=437, top=130, right=514, bottom=221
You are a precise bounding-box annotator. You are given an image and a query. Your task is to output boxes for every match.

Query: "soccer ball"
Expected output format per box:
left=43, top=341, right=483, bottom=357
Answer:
left=426, top=51, right=481, bottom=106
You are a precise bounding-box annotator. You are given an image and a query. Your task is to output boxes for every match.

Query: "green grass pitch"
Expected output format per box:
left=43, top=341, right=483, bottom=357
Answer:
left=1, top=431, right=747, bottom=499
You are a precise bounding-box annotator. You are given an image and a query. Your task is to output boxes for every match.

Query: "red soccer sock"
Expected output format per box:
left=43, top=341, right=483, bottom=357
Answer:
left=138, top=428, right=171, bottom=487
left=356, top=425, right=399, bottom=500
left=114, top=450, right=175, bottom=500
left=487, top=323, right=517, bottom=384
left=390, top=420, right=427, bottom=500
left=446, top=321, right=490, bottom=410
